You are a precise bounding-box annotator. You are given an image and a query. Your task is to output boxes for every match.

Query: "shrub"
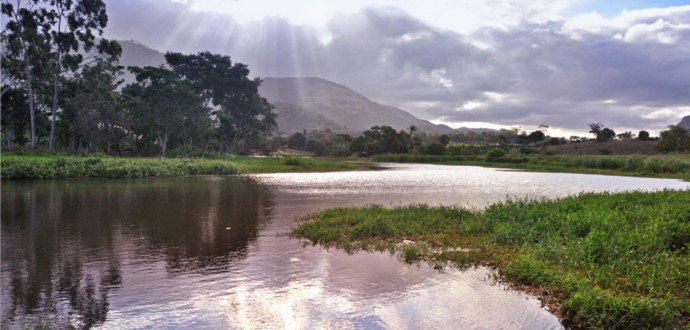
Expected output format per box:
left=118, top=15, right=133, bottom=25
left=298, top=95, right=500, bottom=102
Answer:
left=485, top=148, right=506, bottom=161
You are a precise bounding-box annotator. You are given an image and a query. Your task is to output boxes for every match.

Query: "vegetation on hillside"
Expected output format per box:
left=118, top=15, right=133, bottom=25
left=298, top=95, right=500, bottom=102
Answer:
left=291, top=190, right=690, bottom=329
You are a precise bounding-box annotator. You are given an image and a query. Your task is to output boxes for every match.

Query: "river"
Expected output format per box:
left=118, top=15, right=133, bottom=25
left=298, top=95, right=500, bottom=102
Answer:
left=2, top=164, right=688, bottom=329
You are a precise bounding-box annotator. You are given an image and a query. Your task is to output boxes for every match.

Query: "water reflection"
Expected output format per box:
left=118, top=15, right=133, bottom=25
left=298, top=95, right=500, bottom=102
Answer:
left=1, top=177, right=270, bottom=328
left=3, top=165, right=688, bottom=329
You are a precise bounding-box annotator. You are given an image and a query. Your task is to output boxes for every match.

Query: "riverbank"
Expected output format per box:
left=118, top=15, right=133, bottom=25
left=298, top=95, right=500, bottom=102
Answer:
left=374, top=153, right=690, bottom=181
left=0, top=153, right=366, bottom=180
left=290, top=190, right=690, bottom=329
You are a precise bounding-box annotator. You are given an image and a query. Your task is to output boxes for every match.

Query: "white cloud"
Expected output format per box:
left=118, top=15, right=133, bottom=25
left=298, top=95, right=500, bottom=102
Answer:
left=105, top=0, right=690, bottom=134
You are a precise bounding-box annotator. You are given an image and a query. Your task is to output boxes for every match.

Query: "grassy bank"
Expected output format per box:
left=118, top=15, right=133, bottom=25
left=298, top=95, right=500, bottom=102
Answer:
left=374, top=153, right=690, bottom=180
left=0, top=153, right=365, bottom=180
left=291, top=190, right=690, bottom=329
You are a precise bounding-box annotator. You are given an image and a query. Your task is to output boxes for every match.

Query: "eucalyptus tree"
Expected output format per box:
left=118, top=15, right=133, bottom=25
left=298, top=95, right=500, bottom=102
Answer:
left=1, top=0, right=52, bottom=149
left=165, top=52, right=277, bottom=154
left=44, top=0, right=120, bottom=150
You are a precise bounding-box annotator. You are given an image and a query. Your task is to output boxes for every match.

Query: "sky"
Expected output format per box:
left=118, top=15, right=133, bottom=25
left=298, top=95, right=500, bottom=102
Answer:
left=103, top=0, right=690, bottom=136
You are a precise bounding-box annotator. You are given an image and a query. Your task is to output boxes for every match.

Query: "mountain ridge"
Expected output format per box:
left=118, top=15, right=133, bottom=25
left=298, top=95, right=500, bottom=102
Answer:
left=116, top=40, right=461, bottom=134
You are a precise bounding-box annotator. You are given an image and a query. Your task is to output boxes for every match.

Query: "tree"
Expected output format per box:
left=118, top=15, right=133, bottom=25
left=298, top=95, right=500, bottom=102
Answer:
left=287, top=132, right=307, bottom=149
left=164, top=52, right=276, bottom=154
left=123, top=66, right=203, bottom=155
left=588, top=122, right=603, bottom=141
left=2, top=0, right=52, bottom=149
left=528, top=130, right=545, bottom=142
left=656, top=126, right=690, bottom=153
left=61, top=61, right=127, bottom=152
left=599, top=128, right=616, bottom=142
left=349, top=126, right=409, bottom=155
left=44, top=0, right=121, bottom=150
left=1, top=87, right=30, bottom=146
left=438, top=134, right=450, bottom=146
left=638, top=130, right=650, bottom=141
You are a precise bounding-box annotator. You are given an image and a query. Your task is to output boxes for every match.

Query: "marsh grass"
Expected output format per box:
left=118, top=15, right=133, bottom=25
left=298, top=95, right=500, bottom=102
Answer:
left=291, top=190, right=690, bottom=329
left=1, top=153, right=365, bottom=179
left=375, top=153, right=690, bottom=180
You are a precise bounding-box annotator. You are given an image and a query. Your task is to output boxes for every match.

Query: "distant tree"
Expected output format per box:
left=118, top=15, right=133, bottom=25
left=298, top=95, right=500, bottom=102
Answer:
left=638, top=130, right=650, bottom=141
left=528, top=130, right=545, bottom=142
left=287, top=132, right=307, bottom=149
left=599, top=128, right=616, bottom=142
left=422, top=142, right=446, bottom=155
left=616, top=131, right=634, bottom=140
left=306, top=139, right=326, bottom=155
left=349, top=126, right=408, bottom=155
left=0, top=87, right=30, bottom=146
left=656, top=126, right=690, bottom=153
left=438, top=134, right=450, bottom=146
left=588, top=122, right=603, bottom=140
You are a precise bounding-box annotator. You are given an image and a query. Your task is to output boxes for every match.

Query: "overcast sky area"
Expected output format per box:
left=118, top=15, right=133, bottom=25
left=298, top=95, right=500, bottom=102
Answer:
left=103, top=0, right=690, bottom=136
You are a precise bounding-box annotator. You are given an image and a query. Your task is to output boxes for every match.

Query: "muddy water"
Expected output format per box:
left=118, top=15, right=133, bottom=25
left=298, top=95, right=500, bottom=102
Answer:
left=2, top=164, right=688, bottom=329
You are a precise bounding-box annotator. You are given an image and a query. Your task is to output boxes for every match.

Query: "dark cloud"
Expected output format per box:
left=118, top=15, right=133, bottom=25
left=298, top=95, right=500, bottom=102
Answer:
left=104, top=0, right=690, bottom=133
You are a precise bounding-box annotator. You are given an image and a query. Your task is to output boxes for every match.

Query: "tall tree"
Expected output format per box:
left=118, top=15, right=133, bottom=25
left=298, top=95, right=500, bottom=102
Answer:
left=61, top=61, right=126, bottom=152
left=44, top=0, right=120, bottom=150
left=123, top=66, right=202, bottom=155
left=165, top=52, right=277, bottom=154
left=1, top=0, right=52, bottom=149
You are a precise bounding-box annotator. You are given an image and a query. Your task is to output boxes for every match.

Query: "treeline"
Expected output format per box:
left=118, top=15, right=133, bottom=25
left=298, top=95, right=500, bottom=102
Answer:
left=1, top=0, right=276, bottom=155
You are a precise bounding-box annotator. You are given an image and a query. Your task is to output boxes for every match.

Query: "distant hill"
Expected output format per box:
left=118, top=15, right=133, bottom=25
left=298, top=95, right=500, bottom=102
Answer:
left=678, top=116, right=690, bottom=129
left=116, top=40, right=458, bottom=134
left=259, top=77, right=455, bottom=134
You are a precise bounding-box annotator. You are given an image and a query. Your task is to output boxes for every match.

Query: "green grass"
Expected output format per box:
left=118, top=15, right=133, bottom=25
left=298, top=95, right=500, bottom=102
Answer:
left=291, top=190, right=690, bottom=329
left=374, top=153, right=690, bottom=180
left=0, top=153, right=366, bottom=179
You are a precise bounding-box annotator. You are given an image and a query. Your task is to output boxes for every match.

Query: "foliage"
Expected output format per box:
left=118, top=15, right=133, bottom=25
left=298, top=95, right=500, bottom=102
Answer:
left=291, top=190, right=690, bottom=329
left=417, top=142, right=446, bottom=155
left=638, top=130, right=650, bottom=141
left=485, top=148, right=506, bottom=161
left=656, top=125, right=690, bottom=153
left=1, top=154, right=237, bottom=179
left=350, top=126, right=409, bottom=155
left=123, top=66, right=204, bottom=155
left=164, top=52, right=276, bottom=155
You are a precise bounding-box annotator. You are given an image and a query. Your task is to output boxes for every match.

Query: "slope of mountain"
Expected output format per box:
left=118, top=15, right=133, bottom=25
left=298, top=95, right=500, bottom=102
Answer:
left=259, top=77, right=454, bottom=134
left=678, top=116, right=690, bottom=129
left=116, top=40, right=455, bottom=134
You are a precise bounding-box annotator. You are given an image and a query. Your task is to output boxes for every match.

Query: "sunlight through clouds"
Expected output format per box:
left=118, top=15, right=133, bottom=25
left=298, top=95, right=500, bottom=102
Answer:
left=105, top=0, right=690, bottom=135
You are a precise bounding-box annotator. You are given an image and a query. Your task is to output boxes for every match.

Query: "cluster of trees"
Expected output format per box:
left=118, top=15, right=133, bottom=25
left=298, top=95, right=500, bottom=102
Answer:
left=657, top=125, right=690, bottom=152
left=1, top=0, right=276, bottom=155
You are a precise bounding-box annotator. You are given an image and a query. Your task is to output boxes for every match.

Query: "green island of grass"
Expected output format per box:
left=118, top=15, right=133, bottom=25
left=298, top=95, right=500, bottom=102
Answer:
left=290, top=190, right=690, bottom=329
left=374, top=153, right=690, bottom=181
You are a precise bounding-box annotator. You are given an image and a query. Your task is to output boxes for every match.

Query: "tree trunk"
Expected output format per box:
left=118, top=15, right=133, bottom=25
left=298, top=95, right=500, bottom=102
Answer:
left=49, top=15, right=63, bottom=151
left=49, top=69, right=59, bottom=150
left=24, top=50, right=37, bottom=150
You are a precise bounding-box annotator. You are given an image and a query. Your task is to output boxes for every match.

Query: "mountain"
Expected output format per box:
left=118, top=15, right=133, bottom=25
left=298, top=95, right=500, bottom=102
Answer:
left=259, top=77, right=454, bottom=134
left=677, top=116, right=690, bottom=129
left=116, top=40, right=455, bottom=134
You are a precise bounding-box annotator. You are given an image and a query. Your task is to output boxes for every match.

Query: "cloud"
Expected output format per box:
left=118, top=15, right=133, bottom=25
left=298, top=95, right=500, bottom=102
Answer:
left=104, top=0, right=690, bottom=134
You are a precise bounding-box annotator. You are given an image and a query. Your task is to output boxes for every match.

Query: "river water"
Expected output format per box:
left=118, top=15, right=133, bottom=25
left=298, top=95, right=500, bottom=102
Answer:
left=2, top=164, right=689, bottom=329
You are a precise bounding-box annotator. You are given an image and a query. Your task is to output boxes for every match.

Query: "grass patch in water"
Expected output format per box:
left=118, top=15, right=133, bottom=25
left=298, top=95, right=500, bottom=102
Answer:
left=290, top=190, right=690, bottom=329
left=374, top=153, right=690, bottom=180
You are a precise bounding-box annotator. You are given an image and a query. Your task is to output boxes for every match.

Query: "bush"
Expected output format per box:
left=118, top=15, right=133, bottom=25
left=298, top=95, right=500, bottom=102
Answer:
left=421, top=142, right=446, bottom=155
left=485, top=148, right=506, bottom=161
